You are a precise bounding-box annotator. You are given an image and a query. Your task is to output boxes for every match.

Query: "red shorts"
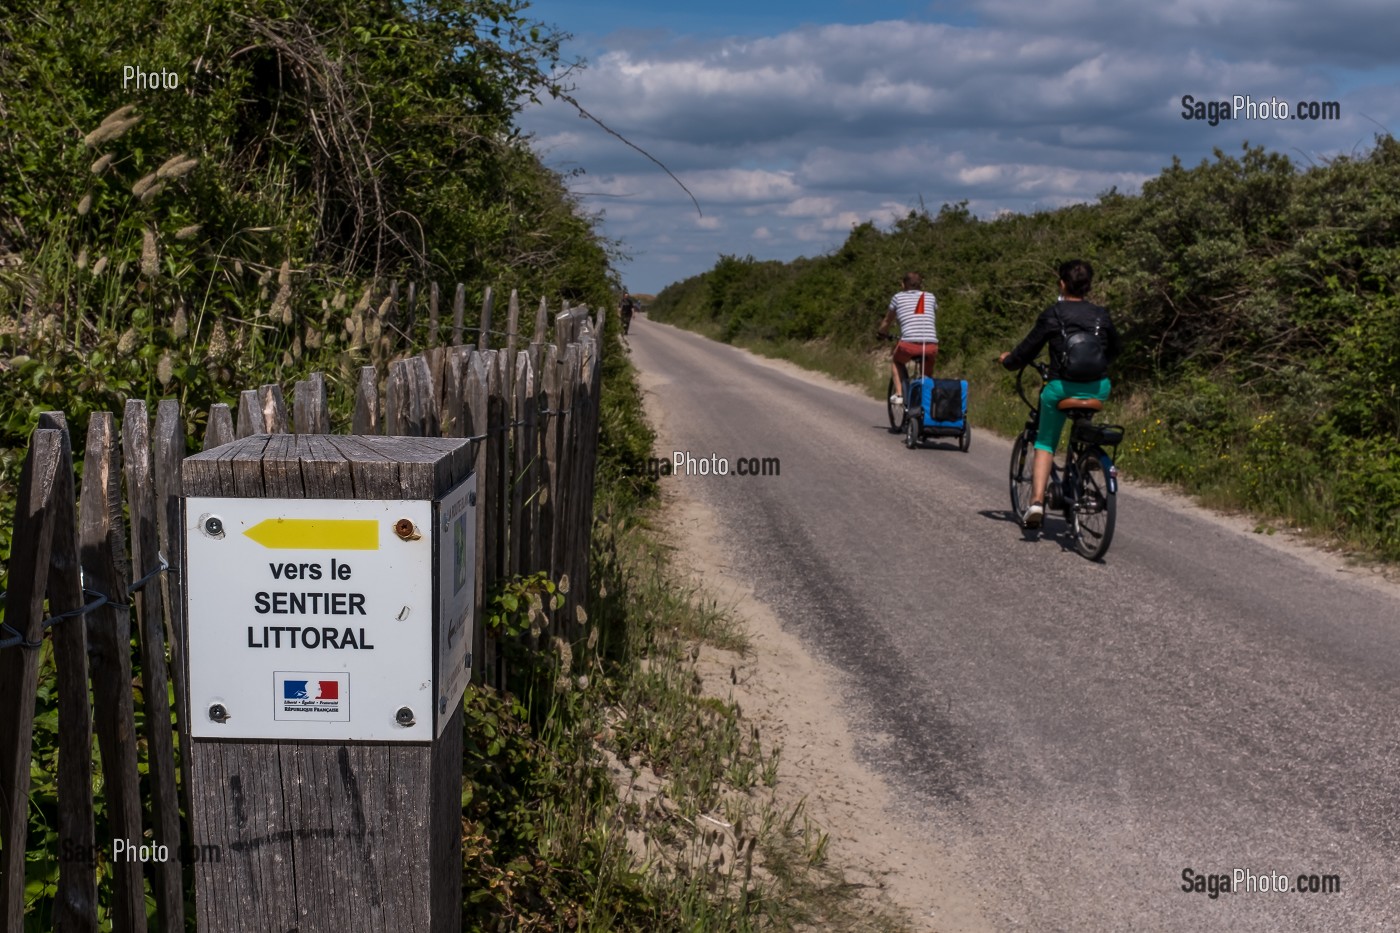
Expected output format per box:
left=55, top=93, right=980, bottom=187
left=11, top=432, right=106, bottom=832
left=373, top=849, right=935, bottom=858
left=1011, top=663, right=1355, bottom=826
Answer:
left=894, top=341, right=938, bottom=373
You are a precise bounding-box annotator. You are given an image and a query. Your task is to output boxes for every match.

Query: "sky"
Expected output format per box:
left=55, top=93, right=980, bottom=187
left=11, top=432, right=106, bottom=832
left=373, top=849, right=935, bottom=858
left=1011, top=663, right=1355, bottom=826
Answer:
left=517, top=0, right=1400, bottom=295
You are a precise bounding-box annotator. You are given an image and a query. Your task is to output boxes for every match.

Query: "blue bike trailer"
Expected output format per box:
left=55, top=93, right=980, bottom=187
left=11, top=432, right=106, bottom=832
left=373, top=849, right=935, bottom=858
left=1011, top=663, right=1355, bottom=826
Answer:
left=905, top=377, right=971, bottom=451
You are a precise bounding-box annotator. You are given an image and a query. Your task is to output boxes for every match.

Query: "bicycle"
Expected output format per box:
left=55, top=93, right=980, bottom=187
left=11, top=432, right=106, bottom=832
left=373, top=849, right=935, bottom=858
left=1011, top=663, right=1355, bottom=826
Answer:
left=877, top=334, right=931, bottom=423
left=1006, top=360, right=1123, bottom=560
left=879, top=332, right=910, bottom=430
left=880, top=334, right=969, bottom=451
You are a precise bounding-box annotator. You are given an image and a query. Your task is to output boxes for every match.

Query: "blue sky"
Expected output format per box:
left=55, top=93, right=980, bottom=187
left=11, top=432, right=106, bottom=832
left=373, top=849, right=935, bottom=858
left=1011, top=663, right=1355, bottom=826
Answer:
left=517, top=1, right=1400, bottom=294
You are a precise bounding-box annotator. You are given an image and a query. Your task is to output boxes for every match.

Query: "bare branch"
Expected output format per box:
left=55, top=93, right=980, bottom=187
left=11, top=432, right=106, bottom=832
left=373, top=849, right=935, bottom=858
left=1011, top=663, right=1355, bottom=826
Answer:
left=550, top=89, right=703, bottom=217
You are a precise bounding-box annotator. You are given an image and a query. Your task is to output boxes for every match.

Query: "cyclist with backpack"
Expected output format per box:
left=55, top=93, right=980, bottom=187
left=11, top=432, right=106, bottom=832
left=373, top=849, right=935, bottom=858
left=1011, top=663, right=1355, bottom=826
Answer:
left=998, top=259, right=1121, bottom=528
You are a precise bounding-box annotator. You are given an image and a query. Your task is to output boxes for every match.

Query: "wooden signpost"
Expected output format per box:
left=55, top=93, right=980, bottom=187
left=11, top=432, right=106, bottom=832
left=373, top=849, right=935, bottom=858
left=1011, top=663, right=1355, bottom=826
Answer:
left=181, top=434, right=474, bottom=932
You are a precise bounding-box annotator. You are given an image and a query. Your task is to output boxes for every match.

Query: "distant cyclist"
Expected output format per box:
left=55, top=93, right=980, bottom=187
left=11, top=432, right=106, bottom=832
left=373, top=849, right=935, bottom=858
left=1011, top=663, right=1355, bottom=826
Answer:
left=619, top=292, right=636, bottom=334
left=999, top=259, right=1122, bottom=528
left=877, top=271, right=939, bottom=404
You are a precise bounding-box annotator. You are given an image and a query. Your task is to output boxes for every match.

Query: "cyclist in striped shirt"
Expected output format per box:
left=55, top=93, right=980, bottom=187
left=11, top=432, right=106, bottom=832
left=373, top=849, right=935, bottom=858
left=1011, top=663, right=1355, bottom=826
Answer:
left=877, top=271, right=939, bottom=404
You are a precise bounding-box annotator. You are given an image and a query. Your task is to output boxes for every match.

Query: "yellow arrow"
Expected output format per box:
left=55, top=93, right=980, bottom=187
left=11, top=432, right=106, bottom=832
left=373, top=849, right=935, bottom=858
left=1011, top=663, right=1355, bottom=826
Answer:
left=243, top=518, right=379, bottom=550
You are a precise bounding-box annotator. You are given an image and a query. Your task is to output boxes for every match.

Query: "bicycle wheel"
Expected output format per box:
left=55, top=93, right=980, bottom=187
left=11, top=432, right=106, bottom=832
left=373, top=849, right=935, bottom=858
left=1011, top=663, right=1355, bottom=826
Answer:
left=1073, top=452, right=1116, bottom=560
left=959, top=424, right=971, bottom=452
left=1008, top=433, right=1033, bottom=517
left=886, top=376, right=906, bottom=432
left=905, top=409, right=921, bottom=448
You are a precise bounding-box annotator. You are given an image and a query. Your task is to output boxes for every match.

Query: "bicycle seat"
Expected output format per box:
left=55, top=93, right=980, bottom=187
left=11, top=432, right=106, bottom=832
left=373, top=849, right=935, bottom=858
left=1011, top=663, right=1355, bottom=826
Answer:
left=1057, top=398, right=1103, bottom=412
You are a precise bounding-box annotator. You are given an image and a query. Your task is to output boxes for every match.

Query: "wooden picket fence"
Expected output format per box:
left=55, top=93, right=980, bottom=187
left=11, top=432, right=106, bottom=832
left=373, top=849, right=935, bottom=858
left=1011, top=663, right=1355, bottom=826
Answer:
left=0, top=285, right=604, bottom=932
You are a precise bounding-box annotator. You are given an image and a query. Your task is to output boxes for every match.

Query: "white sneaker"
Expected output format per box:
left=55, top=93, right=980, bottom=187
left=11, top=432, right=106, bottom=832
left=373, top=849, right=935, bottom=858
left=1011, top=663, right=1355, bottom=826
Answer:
left=1023, top=502, right=1045, bottom=528
left=890, top=394, right=904, bottom=406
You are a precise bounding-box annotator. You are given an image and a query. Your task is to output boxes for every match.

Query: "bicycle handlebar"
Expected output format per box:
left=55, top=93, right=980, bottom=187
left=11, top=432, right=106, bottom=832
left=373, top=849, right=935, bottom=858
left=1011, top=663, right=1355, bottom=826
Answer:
left=1008, top=358, right=1051, bottom=412
left=994, top=356, right=1048, bottom=374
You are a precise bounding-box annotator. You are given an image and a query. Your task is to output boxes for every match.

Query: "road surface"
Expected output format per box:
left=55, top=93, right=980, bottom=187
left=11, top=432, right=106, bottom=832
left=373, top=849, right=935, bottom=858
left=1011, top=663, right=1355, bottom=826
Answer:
left=627, top=316, right=1400, bottom=931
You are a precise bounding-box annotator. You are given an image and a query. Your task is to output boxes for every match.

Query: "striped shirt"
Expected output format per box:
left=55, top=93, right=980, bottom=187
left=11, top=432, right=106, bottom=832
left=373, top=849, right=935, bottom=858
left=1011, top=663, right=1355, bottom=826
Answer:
left=888, top=290, right=938, bottom=342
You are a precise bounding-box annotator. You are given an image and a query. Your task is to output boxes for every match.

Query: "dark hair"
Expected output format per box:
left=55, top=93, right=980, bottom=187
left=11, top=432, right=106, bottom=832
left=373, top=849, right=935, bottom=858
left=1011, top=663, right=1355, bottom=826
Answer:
left=1058, top=260, right=1092, bottom=298
left=902, top=271, right=923, bottom=289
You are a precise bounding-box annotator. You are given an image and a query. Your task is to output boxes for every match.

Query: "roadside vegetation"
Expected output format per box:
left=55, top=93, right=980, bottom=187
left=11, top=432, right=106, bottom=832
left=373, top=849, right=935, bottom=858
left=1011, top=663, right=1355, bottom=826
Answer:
left=460, top=478, right=910, bottom=931
left=649, top=139, right=1400, bottom=561
left=3, top=1, right=900, bottom=929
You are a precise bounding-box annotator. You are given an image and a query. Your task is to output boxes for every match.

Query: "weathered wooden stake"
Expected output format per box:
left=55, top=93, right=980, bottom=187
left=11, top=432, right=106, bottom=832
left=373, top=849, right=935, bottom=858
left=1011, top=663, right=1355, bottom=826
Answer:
left=451, top=283, right=465, bottom=346
left=293, top=372, right=330, bottom=434
left=463, top=353, right=491, bottom=683
left=78, top=413, right=146, bottom=933
left=235, top=389, right=262, bottom=438
left=353, top=365, right=381, bottom=435
left=0, top=429, right=62, bottom=931
left=386, top=357, right=439, bottom=437
left=428, top=281, right=441, bottom=346
left=123, top=400, right=186, bottom=930
left=510, top=353, right=537, bottom=581
left=39, top=413, right=99, bottom=931
left=533, top=297, right=548, bottom=348
left=154, top=400, right=194, bottom=886
left=259, top=384, right=288, bottom=433
left=478, top=286, right=494, bottom=351
left=205, top=403, right=235, bottom=451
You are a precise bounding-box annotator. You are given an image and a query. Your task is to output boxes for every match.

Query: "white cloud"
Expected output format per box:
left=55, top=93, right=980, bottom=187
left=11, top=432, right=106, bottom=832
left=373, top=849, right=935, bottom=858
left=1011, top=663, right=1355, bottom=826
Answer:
left=777, top=196, right=838, bottom=217
left=819, top=211, right=865, bottom=231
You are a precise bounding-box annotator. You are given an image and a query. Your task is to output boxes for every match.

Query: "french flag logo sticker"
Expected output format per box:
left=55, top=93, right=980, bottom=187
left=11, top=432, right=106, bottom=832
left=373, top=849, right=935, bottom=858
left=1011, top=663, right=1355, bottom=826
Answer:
left=275, top=672, right=349, bottom=721
left=283, top=679, right=338, bottom=701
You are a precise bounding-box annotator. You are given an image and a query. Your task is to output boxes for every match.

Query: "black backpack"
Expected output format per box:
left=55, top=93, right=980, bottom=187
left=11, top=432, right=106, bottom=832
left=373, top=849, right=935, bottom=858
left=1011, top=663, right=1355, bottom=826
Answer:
left=1056, top=306, right=1109, bottom=381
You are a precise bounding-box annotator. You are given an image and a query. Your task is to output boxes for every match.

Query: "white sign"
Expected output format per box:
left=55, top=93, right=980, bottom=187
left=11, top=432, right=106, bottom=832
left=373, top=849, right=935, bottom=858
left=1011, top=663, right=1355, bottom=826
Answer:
left=186, top=484, right=474, bottom=742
